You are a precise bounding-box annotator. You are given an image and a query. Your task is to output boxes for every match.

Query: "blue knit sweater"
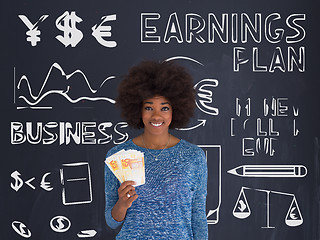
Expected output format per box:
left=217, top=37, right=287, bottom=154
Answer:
left=104, top=139, right=208, bottom=239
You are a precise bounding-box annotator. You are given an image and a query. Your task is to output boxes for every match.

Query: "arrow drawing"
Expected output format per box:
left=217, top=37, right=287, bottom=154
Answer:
left=176, top=119, right=206, bottom=131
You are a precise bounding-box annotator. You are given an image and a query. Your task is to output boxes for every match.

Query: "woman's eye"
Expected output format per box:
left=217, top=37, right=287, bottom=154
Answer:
left=145, top=106, right=152, bottom=111
left=162, top=106, right=170, bottom=111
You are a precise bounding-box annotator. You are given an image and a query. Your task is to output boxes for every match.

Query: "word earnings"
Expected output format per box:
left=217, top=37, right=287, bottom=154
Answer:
left=141, top=12, right=306, bottom=44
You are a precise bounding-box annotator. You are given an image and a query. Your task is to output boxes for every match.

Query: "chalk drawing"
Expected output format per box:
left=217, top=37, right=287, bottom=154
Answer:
left=60, top=162, right=93, bottom=205
left=233, top=186, right=303, bottom=228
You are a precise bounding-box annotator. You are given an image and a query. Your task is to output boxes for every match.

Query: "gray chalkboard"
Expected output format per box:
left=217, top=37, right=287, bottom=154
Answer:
left=2, top=0, right=319, bottom=239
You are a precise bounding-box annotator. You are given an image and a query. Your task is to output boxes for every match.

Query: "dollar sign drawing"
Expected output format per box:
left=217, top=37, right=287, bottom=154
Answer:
left=50, top=216, right=71, bottom=232
left=238, top=200, right=247, bottom=212
left=56, top=11, right=83, bottom=47
left=10, top=171, right=24, bottom=192
left=56, top=218, right=65, bottom=230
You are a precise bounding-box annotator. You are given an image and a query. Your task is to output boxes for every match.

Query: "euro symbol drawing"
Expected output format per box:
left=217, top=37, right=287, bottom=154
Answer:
left=11, top=171, right=24, bottom=192
left=289, top=207, right=298, bottom=220
left=56, top=11, right=83, bottom=47
left=194, top=79, right=219, bottom=116
left=40, top=172, right=53, bottom=191
left=92, top=14, right=117, bottom=48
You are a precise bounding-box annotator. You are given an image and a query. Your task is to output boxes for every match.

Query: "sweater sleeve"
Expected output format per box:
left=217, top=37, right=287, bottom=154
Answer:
left=104, top=154, right=123, bottom=229
left=191, top=149, right=208, bottom=239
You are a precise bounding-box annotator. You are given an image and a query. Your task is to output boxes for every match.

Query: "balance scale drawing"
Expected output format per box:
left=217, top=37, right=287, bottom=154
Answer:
left=233, top=186, right=303, bottom=228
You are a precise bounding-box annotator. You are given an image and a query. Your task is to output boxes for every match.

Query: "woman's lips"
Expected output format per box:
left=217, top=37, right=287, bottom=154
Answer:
left=151, top=122, right=163, bottom=127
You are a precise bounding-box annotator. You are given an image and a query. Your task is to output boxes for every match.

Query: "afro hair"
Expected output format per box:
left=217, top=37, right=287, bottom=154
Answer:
left=116, top=60, right=196, bottom=129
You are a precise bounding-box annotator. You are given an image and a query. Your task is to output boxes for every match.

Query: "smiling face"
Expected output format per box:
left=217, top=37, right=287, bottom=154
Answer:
left=141, top=96, right=172, bottom=136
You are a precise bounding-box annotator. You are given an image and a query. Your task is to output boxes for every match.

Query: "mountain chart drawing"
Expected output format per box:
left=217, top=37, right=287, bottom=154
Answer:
left=16, top=62, right=116, bottom=109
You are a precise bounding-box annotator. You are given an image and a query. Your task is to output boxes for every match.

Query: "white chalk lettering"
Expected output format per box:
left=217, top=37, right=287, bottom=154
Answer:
left=11, top=121, right=129, bottom=145
left=164, top=12, right=183, bottom=43
left=141, top=13, right=161, bottom=43
left=140, top=12, right=306, bottom=44
left=265, top=13, right=284, bottom=44
left=232, top=97, right=300, bottom=157
left=242, top=137, right=276, bottom=156
left=233, top=46, right=305, bottom=72
left=186, top=13, right=206, bottom=43
left=286, top=14, right=306, bottom=43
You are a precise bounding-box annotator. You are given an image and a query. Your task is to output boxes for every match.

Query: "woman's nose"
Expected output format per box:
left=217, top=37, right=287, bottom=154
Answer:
left=151, top=110, right=162, bottom=119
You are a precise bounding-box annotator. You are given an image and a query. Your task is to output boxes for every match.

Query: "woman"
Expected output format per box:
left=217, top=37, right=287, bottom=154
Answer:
left=104, top=60, right=208, bottom=239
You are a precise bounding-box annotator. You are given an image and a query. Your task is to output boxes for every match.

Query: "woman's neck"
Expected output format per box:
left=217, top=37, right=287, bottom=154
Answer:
left=141, top=132, right=171, bottom=150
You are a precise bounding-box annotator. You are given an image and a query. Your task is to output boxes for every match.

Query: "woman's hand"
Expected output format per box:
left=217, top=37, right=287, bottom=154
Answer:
left=111, top=181, right=139, bottom=222
left=117, top=181, right=139, bottom=208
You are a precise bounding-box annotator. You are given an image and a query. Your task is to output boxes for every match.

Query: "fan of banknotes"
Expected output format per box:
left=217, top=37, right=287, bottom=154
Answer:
left=105, top=149, right=145, bottom=186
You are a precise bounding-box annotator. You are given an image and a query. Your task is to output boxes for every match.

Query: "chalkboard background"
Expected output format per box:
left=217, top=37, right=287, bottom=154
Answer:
left=2, top=0, right=319, bottom=239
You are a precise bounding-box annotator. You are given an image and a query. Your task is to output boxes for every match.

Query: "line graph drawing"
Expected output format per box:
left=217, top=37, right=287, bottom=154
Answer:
left=14, top=63, right=116, bottom=109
